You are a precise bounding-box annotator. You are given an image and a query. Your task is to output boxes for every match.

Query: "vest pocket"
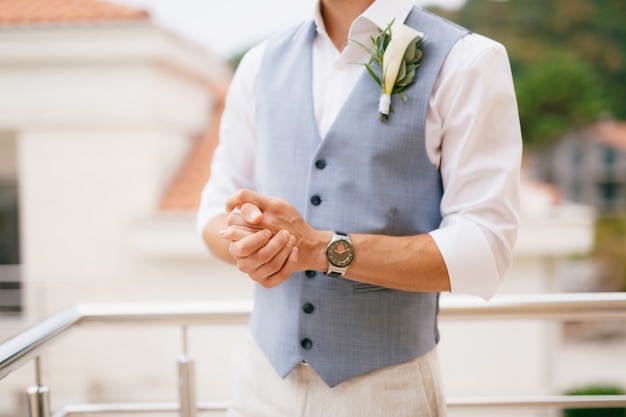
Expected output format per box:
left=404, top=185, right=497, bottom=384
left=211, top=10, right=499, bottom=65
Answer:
left=352, top=283, right=388, bottom=293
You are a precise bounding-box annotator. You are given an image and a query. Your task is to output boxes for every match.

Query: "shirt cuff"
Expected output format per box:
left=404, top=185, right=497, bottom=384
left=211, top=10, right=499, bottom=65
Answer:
left=429, top=220, right=500, bottom=301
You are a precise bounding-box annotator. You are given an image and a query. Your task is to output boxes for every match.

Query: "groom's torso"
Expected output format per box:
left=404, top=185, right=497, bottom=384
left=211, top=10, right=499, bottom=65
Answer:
left=250, top=6, right=468, bottom=388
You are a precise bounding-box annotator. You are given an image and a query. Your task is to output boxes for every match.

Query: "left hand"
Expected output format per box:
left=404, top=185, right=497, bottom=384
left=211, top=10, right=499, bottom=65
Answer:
left=225, top=189, right=315, bottom=247
left=219, top=215, right=298, bottom=288
left=224, top=189, right=328, bottom=274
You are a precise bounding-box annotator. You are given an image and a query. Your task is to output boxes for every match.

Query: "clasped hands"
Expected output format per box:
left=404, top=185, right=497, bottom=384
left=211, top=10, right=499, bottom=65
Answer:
left=219, top=189, right=329, bottom=288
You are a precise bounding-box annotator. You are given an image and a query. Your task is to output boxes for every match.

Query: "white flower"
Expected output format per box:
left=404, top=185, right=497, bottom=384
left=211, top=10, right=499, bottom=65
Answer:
left=379, top=22, right=425, bottom=120
left=353, top=20, right=425, bottom=121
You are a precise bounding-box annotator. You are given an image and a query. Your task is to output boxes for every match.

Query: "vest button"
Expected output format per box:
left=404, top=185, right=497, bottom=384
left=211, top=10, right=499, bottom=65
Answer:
left=302, top=303, right=315, bottom=314
left=305, top=270, right=316, bottom=278
left=315, top=159, right=327, bottom=169
left=301, top=338, right=313, bottom=350
left=310, top=195, right=322, bottom=206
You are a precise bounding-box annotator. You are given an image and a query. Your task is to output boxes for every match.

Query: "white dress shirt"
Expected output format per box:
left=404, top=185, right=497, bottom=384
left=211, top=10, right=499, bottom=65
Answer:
left=198, top=0, right=522, bottom=300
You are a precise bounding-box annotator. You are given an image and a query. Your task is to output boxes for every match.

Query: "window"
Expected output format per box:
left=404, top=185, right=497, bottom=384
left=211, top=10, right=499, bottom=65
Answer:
left=597, top=181, right=620, bottom=213
left=603, top=146, right=617, bottom=167
left=0, top=131, right=21, bottom=315
left=0, top=183, right=21, bottom=314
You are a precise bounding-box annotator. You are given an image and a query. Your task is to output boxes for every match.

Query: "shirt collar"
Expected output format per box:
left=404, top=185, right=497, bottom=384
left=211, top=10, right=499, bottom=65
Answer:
left=312, top=0, right=415, bottom=40
left=359, top=0, right=415, bottom=31
left=312, top=0, right=415, bottom=62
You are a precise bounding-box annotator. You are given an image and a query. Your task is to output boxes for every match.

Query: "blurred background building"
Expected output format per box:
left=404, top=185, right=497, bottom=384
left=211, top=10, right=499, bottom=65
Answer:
left=1, top=0, right=625, bottom=416
left=532, top=121, right=626, bottom=215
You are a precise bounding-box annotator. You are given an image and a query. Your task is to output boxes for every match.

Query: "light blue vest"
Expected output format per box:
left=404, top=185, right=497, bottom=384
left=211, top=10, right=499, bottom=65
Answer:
left=251, top=7, right=468, bottom=388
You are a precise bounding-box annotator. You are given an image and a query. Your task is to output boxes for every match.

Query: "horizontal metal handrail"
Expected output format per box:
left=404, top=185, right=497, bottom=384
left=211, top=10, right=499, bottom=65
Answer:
left=447, top=395, right=626, bottom=409
left=52, top=401, right=230, bottom=417
left=0, top=300, right=253, bottom=380
left=50, top=394, right=626, bottom=416
left=3, top=293, right=626, bottom=381
left=439, top=292, right=626, bottom=320
left=0, top=306, right=83, bottom=381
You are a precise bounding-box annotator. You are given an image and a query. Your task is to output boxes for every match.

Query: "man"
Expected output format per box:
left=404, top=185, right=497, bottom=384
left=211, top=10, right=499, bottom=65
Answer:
left=197, top=0, right=522, bottom=415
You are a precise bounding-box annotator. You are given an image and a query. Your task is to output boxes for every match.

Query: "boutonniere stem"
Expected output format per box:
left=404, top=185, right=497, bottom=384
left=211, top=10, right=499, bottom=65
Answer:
left=353, top=20, right=425, bottom=121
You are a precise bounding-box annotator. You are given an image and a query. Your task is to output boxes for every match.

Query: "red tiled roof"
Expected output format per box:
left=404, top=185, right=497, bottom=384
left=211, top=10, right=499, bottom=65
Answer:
left=159, top=85, right=228, bottom=211
left=590, top=120, right=626, bottom=151
left=0, top=0, right=149, bottom=25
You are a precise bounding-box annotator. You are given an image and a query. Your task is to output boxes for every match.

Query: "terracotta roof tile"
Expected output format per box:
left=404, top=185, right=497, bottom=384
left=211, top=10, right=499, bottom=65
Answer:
left=0, top=0, right=149, bottom=25
left=590, top=120, right=626, bottom=151
left=159, top=85, right=228, bottom=212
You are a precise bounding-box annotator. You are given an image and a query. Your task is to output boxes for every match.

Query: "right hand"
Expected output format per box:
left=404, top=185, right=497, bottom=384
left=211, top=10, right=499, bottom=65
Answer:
left=219, top=210, right=298, bottom=288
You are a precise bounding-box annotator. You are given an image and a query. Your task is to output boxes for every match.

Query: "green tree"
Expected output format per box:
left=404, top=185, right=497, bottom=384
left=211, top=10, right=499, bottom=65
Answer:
left=515, top=52, right=608, bottom=147
left=430, top=0, right=625, bottom=146
left=594, top=216, right=626, bottom=292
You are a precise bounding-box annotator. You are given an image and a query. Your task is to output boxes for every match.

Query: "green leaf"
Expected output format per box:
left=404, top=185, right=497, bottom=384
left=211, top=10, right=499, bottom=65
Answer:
left=396, top=68, right=416, bottom=87
left=412, top=48, right=423, bottom=63
left=364, top=64, right=382, bottom=87
left=404, top=39, right=417, bottom=61
left=375, top=35, right=382, bottom=50
left=350, top=39, right=376, bottom=57
left=396, top=60, right=407, bottom=82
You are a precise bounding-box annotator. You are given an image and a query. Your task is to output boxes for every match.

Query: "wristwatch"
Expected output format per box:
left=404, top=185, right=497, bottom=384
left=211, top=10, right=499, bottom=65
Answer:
left=325, top=231, right=354, bottom=277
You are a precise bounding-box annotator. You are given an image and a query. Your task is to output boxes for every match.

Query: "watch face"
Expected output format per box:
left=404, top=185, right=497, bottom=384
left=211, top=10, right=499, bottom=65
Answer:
left=327, top=239, right=354, bottom=267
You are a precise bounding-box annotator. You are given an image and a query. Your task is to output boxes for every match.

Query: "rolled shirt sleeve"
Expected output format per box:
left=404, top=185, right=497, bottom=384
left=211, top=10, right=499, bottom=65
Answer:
left=196, top=44, right=266, bottom=235
left=427, top=34, right=522, bottom=300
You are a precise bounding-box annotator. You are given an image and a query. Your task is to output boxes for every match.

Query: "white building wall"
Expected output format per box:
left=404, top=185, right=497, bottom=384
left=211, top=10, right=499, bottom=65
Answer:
left=18, top=129, right=189, bottom=307
left=0, top=21, right=231, bottom=415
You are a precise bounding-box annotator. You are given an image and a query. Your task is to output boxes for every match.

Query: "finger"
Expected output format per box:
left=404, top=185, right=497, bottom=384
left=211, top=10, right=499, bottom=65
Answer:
left=235, top=230, right=290, bottom=276
left=225, top=189, right=265, bottom=213
left=262, top=245, right=299, bottom=288
left=226, top=212, right=266, bottom=231
left=252, top=233, right=295, bottom=281
left=226, top=212, right=245, bottom=227
left=229, top=229, right=272, bottom=258
left=218, top=225, right=259, bottom=242
left=240, top=202, right=263, bottom=225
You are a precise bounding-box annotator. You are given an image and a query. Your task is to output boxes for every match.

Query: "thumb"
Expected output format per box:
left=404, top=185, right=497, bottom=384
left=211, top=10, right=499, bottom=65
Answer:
left=240, top=202, right=263, bottom=224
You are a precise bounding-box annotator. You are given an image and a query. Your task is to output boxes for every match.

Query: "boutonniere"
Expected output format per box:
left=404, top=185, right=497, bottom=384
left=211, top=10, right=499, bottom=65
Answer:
left=353, top=20, right=425, bottom=121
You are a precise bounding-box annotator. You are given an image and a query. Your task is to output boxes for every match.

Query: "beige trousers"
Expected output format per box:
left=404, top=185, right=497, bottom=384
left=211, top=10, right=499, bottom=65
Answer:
left=227, top=333, right=447, bottom=417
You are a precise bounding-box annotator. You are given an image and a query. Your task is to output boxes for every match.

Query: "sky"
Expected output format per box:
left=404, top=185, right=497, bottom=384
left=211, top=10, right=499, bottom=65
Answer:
left=109, top=0, right=467, bottom=58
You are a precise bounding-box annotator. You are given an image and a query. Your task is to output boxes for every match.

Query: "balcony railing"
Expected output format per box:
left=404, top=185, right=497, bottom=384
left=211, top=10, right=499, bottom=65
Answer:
left=1, top=293, right=626, bottom=416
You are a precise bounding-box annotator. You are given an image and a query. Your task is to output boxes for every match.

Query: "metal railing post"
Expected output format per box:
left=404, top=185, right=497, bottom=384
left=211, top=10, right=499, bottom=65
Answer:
left=26, top=358, right=51, bottom=417
left=178, top=325, right=197, bottom=417
left=28, top=385, right=51, bottom=417
left=26, top=386, right=41, bottom=417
